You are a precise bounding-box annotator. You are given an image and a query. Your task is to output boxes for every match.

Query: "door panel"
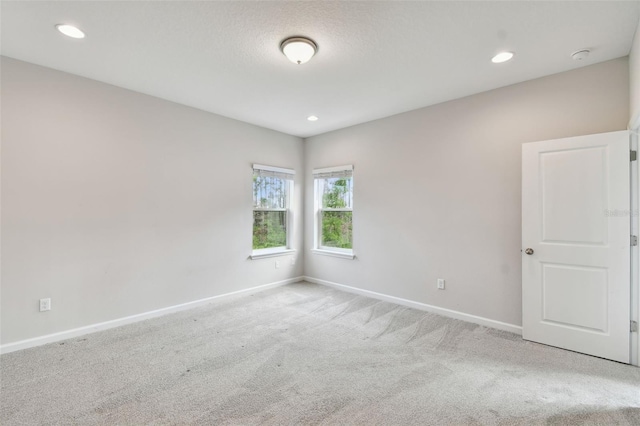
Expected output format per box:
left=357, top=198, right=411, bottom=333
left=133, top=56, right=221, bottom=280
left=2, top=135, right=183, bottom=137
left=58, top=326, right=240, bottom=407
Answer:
left=542, top=263, right=607, bottom=332
left=522, top=131, right=630, bottom=363
left=540, top=147, right=608, bottom=245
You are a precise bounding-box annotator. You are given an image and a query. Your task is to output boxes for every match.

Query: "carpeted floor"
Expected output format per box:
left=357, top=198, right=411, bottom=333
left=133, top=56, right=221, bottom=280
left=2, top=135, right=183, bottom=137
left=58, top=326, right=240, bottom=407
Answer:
left=1, top=282, right=639, bottom=425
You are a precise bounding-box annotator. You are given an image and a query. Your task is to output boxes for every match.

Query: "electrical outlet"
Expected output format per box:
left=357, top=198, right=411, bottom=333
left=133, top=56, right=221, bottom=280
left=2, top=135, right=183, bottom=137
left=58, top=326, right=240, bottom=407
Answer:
left=275, top=260, right=280, bottom=269
left=290, top=257, right=296, bottom=266
left=39, top=298, right=51, bottom=312
left=437, top=279, right=445, bottom=290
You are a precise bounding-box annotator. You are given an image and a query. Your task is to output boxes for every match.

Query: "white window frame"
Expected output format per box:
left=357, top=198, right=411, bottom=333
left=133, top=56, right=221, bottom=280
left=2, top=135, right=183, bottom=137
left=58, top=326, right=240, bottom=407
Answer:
left=312, top=165, right=355, bottom=260
left=251, top=164, right=295, bottom=259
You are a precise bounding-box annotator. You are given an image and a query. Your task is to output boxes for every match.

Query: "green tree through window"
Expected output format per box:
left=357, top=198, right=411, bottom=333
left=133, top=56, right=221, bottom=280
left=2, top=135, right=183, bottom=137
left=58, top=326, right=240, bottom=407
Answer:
left=321, top=178, right=353, bottom=248
left=314, top=167, right=353, bottom=252
left=252, top=167, right=293, bottom=251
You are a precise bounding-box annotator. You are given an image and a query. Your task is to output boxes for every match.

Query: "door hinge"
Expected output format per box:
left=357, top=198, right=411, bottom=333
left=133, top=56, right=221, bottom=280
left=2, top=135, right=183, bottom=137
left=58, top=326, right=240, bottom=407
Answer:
left=632, top=235, right=638, bottom=246
left=632, top=150, right=637, bottom=161
left=632, top=321, right=638, bottom=333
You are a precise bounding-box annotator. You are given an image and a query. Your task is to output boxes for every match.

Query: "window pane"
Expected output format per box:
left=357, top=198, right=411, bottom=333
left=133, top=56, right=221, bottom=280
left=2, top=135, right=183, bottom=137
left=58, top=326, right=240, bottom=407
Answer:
left=253, top=211, right=287, bottom=249
left=253, top=175, right=287, bottom=209
left=322, top=177, right=352, bottom=209
left=321, top=211, right=352, bottom=248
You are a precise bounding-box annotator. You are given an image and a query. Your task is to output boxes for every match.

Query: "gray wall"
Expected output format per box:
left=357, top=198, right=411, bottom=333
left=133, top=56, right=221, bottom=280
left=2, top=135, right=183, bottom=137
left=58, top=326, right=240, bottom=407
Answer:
left=304, top=58, right=630, bottom=327
left=1, top=55, right=631, bottom=345
left=1, top=57, right=304, bottom=344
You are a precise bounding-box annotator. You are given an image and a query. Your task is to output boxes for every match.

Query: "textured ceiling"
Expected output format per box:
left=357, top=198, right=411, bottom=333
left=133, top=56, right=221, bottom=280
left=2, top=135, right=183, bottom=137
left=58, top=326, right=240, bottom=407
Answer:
left=2, top=1, right=639, bottom=138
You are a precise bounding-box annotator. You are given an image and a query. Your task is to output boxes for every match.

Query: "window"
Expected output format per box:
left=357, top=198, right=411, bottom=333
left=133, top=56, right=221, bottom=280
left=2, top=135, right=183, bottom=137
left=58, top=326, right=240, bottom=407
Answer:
left=313, top=165, right=354, bottom=259
left=251, top=164, right=295, bottom=259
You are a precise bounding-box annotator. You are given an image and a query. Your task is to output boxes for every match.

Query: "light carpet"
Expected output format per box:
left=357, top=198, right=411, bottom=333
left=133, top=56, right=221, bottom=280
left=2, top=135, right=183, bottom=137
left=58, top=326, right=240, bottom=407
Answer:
left=1, top=282, right=639, bottom=425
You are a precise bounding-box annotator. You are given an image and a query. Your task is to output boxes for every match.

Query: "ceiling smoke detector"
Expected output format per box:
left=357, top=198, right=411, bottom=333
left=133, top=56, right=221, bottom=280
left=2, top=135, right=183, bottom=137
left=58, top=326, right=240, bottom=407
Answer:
left=280, top=37, right=317, bottom=65
left=571, top=49, right=590, bottom=61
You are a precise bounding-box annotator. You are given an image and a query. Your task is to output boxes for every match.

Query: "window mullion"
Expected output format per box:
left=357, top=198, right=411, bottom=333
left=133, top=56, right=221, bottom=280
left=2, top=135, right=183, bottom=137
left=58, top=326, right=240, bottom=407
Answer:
left=321, top=208, right=352, bottom=212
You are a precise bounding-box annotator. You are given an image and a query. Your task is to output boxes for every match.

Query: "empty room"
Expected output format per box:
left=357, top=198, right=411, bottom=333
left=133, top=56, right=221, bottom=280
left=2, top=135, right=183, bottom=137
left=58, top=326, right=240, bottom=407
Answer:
left=2, top=1, right=640, bottom=424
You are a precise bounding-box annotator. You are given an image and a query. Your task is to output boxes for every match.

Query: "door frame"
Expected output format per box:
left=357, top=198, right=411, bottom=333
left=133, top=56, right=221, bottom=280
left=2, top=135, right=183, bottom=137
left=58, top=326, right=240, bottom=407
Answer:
left=631, top=114, right=640, bottom=366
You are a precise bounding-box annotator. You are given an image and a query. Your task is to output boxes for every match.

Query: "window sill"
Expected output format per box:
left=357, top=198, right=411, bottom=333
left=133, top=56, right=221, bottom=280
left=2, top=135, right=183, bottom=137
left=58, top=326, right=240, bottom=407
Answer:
left=250, top=249, right=296, bottom=260
left=311, top=249, right=355, bottom=260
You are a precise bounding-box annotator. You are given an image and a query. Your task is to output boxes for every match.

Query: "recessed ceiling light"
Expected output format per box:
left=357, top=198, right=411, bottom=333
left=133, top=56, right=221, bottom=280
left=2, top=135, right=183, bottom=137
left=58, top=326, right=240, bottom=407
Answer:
left=307, top=115, right=319, bottom=122
left=56, top=24, right=85, bottom=39
left=491, top=51, right=514, bottom=64
left=281, top=37, right=317, bottom=65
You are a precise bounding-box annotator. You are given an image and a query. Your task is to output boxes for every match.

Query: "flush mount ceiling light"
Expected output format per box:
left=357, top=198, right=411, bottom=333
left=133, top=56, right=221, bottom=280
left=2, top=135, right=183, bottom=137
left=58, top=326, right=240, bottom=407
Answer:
left=280, top=37, right=317, bottom=65
left=491, top=51, right=514, bottom=64
left=56, top=24, right=85, bottom=39
left=571, top=49, right=590, bottom=61
left=307, top=115, right=319, bottom=122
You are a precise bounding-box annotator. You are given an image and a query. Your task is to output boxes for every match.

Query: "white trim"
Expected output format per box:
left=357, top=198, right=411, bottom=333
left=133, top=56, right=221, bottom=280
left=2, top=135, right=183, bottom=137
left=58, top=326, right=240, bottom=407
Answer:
left=311, top=248, right=355, bottom=260
left=304, top=276, right=522, bottom=335
left=250, top=249, right=296, bottom=259
left=253, top=164, right=295, bottom=175
left=312, top=164, right=353, bottom=175
left=632, top=125, right=640, bottom=367
left=0, top=276, right=304, bottom=355
left=630, top=114, right=640, bottom=136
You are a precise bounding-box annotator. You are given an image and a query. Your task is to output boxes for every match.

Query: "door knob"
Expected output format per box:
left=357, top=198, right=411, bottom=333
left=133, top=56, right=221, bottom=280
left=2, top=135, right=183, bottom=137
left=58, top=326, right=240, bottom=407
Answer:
left=524, top=248, right=534, bottom=255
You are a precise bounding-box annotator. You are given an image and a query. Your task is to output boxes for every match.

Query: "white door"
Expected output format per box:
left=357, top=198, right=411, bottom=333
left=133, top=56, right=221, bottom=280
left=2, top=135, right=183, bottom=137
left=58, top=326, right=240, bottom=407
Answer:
left=522, top=130, right=630, bottom=363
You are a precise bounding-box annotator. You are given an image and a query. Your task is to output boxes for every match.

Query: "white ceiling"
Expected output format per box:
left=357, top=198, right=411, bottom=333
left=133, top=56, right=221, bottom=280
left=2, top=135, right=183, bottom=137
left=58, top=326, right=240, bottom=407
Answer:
left=2, top=1, right=639, bottom=138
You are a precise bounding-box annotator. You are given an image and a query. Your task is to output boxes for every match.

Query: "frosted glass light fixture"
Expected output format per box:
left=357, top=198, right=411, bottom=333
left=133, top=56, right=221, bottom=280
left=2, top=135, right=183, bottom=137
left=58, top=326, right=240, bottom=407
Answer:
left=56, top=24, right=85, bottom=39
left=280, top=37, right=317, bottom=65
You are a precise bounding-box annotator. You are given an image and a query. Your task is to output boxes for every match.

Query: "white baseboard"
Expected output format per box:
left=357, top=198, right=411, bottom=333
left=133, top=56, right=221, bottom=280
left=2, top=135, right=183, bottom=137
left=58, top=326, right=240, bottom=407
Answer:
left=303, top=276, right=522, bottom=335
left=0, top=276, right=304, bottom=355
